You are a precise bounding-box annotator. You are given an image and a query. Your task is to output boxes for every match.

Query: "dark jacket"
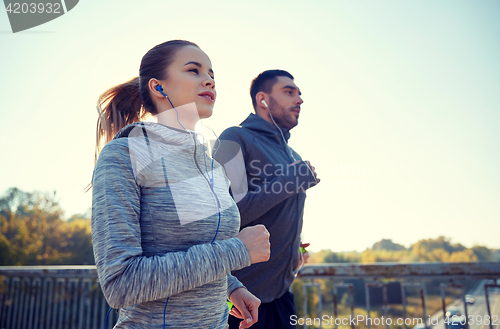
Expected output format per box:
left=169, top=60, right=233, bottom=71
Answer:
left=215, top=113, right=318, bottom=302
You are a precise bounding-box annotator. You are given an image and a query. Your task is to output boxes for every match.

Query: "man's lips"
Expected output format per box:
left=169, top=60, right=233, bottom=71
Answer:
left=198, top=91, right=215, bottom=102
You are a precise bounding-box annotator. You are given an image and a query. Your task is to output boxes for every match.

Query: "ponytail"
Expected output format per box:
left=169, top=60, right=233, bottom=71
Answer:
left=85, top=77, right=144, bottom=192
left=94, top=77, right=144, bottom=164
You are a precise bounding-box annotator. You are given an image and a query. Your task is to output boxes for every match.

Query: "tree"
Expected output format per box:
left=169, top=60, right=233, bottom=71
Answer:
left=410, top=236, right=465, bottom=256
left=0, top=187, right=94, bottom=265
left=471, top=246, right=492, bottom=261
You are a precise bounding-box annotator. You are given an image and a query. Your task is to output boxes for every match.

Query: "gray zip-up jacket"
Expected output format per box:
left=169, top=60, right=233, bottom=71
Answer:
left=214, top=113, right=318, bottom=303
left=91, top=122, right=251, bottom=328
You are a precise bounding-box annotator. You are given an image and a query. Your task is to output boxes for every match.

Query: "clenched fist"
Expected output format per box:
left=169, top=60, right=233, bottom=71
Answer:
left=237, top=225, right=271, bottom=264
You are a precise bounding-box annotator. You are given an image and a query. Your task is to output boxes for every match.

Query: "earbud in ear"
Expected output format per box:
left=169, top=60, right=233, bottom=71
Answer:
left=156, top=85, right=169, bottom=98
left=261, top=100, right=268, bottom=108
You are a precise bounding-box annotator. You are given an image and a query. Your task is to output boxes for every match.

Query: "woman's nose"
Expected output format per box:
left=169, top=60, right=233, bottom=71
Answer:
left=204, top=76, right=215, bottom=89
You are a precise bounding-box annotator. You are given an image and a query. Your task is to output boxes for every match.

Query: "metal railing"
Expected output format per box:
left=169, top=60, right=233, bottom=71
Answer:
left=1, top=262, right=499, bottom=329
left=0, top=266, right=116, bottom=329
left=296, top=262, right=500, bottom=329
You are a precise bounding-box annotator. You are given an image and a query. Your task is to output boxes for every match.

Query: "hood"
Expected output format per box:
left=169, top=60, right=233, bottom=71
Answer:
left=240, top=113, right=291, bottom=143
left=114, top=122, right=192, bottom=144
left=112, top=122, right=211, bottom=167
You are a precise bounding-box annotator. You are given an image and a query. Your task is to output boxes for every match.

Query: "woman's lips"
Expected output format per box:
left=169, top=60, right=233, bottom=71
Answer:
left=198, top=91, right=215, bottom=102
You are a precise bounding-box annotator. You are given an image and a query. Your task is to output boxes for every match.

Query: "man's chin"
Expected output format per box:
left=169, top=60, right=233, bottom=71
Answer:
left=288, top=117, right=299, bottom=129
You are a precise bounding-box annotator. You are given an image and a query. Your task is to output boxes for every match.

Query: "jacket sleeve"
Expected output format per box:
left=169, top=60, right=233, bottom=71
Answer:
left=227, top=274, right=245, bottom=298
left=91, top=141, right=251, bottom=309
left=234, top=161, right=317, bottom=225
left=215, top=129, right=318, bottom=226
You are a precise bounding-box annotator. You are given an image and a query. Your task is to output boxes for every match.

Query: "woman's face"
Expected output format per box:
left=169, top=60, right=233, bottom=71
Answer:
left=161, top=46, right=216, bottom=119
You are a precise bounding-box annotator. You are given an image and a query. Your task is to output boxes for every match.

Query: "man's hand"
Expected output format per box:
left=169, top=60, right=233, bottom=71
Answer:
left=305, top=161, right=320, bottom=183
left=289, top=161, right=320, bottom=183
left=296, top=242, right=310, bottom=271
left=300, top=242, right=310, bottom=264
left=229, top=287, right=261, bottom=328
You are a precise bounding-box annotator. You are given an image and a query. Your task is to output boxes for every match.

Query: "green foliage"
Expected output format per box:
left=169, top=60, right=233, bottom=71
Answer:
left=408, top=236, right=483, bottom=263
left=308, top=237, right=493, bottom=265
left=411, top=236, right=465, bottom=254
left=0, top=187, right=94, bottom=266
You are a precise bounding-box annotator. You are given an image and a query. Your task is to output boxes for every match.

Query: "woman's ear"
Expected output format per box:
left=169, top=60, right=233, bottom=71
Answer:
left=149, top=78, right=166, bottom=99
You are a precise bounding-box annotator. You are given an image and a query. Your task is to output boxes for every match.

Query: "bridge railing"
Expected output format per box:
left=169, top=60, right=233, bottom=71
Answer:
left=295, top=262, right=500, bottom=329
left=1, top=262, right=499, bottom=329
left=0, top=266, right=115, bottom=329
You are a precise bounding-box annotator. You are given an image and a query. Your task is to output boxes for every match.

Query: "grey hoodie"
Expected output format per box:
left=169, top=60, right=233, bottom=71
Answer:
left=91, top=122, right=251, bottom=328
left=214, top=113, right=318, bottom=303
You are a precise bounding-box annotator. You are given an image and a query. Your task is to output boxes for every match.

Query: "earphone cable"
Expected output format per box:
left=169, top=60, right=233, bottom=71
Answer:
left=266, top=107, right=297, bottom=162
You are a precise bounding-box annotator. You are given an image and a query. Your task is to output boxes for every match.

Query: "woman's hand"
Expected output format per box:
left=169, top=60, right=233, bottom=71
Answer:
left=236, top=225, right=271, bottom=264
left=229, top=287, right=261, bottom=328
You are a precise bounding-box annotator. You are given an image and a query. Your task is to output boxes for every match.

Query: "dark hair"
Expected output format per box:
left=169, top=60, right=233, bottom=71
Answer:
left=94, top=40, right=199, bottom=162
left=139, top=40, right=198, bottom=113
left=249, top=69, right=294, bottom=110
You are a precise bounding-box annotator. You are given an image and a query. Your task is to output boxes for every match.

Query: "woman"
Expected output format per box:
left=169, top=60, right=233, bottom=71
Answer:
left=91, top=40, right=270, bottom=328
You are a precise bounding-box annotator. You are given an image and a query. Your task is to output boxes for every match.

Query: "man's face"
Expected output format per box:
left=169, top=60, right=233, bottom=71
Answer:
left=267, top=76, right=303, bottom=130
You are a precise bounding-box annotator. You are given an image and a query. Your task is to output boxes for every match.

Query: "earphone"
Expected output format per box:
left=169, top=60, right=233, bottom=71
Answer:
left=105, top=83, right=222, bottom=329
left=260, top=98, right=297, bottom=162
left=156, top=85, right=168, bottom=98
left=155, top=85, right=187, bottom=132
left=155, top=84, right=221, bottom=329
left=155, top=83, right=220, bottom=328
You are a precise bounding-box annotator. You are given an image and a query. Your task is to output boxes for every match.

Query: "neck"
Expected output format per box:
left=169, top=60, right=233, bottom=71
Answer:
left=255, top=108, right=289, bottom=131
left=153, top=102, right=200, bottom=131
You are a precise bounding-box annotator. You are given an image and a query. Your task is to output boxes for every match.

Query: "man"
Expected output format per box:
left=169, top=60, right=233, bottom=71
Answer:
left=214, top=70, right=320, bottom=328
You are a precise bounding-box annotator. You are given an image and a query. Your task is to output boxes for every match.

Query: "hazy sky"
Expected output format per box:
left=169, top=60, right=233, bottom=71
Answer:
left=1, top=0, right=499, bottom=252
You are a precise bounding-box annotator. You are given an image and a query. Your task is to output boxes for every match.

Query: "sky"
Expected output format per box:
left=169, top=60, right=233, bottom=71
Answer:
left=0, top=0, right=499, bottom=253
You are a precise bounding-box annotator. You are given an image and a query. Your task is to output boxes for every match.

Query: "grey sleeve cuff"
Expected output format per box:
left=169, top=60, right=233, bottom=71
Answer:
left=219, top=237, right=251, bottom=272
left=227, top=274, right=245, bottom=298
left=224, top=238, right=250, bottom=298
